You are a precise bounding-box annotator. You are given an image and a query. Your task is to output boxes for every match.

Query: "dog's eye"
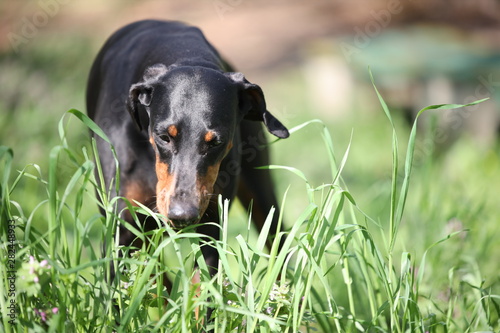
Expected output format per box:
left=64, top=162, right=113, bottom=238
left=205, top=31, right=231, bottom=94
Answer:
left=207, top=139, right=222, bottom=148
left=158, top=134, right=171, bottom=143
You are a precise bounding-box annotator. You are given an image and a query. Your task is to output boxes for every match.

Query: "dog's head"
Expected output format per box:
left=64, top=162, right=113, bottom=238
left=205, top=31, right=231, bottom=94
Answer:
left=126, top=64, right=289, bottom=228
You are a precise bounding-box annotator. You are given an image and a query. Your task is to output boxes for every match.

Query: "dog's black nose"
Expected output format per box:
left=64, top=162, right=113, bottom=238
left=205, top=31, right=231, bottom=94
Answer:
left=167, top=203, right=200, bottom=228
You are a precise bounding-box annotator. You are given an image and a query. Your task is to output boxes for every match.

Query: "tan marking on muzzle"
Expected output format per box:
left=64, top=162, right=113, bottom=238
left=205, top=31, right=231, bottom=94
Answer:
left=155, top=159, right=176, bottom=220
left=197, top=162, right=222, bottom=215
left=149, top=136, right=176, bottom=221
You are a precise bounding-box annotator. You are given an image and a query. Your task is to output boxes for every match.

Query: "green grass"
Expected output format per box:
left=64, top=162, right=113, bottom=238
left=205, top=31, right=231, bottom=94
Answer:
left=1, top=74, right=499, bottom=332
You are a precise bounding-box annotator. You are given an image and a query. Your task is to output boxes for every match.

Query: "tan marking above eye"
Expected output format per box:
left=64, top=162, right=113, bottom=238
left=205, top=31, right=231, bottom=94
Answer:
left=168, top=125, right=178, bottom=138
left=204, top=131, right=216, bottom=142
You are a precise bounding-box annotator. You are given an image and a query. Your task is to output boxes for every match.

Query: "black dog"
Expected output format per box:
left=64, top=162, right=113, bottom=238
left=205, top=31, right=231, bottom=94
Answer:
left=86, top=20, right=289, bottom=275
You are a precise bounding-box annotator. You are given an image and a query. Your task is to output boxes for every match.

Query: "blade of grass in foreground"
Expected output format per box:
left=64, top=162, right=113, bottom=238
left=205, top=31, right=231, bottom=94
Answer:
left=370, top=68, right=488, bottom=253
left=369, top=68, right=489, bottom=332
left=393, top=98, right=489, bottom=235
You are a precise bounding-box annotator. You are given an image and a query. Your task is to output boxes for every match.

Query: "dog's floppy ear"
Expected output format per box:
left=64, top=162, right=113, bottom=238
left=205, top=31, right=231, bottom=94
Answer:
left=225, top=72, right=289, bottom=139
left=127, top=64, right=170, bottom=131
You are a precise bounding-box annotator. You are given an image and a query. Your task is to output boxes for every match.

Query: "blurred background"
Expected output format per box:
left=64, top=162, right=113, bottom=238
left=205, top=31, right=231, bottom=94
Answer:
left=1, top=0, right=499, bottom=300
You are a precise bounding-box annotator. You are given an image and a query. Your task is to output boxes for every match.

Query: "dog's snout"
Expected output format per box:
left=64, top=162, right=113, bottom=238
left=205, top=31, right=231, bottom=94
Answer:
left=167, top=201, right=200, bottom=228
